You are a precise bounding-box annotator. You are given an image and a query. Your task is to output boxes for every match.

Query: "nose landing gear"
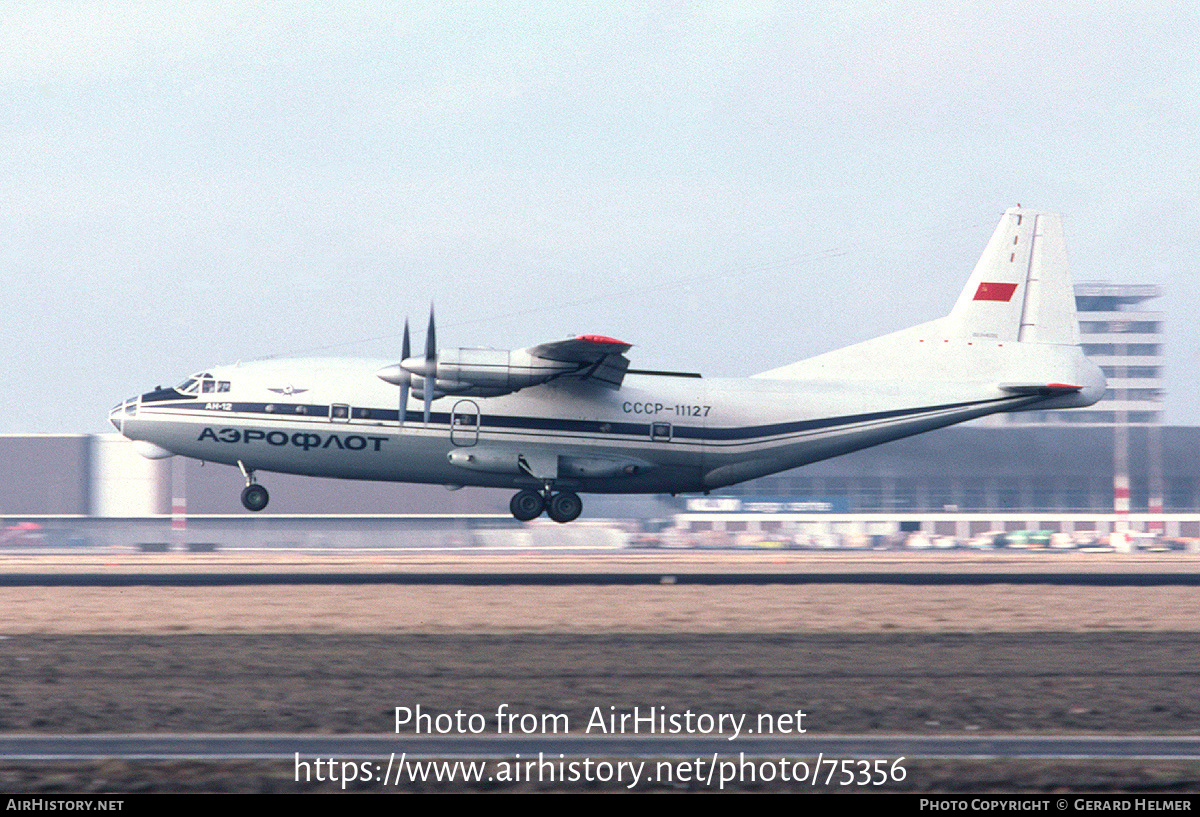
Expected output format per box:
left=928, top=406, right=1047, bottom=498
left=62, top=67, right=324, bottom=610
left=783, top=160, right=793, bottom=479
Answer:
left=509, top=487, right=582, bottom=523
left=237, top=460, right=269, bottom=512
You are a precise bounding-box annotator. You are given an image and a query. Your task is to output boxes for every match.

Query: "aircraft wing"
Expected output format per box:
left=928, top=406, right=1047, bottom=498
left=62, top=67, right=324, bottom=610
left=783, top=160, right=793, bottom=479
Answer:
left=524, top=334, right=632, bottom=389
left=999, top=382, right=1083, bottom=396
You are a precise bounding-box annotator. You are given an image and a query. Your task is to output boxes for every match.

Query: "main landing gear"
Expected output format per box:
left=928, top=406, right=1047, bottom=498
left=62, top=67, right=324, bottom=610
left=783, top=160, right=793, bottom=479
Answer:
left=510, top=487, right=583, bottom=524
left=238, top=460, right=269, bottom=512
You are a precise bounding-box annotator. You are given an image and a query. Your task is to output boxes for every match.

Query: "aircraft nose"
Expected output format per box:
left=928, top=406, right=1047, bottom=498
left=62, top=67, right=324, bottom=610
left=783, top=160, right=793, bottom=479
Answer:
left=109, top=397, right=138, bottom=434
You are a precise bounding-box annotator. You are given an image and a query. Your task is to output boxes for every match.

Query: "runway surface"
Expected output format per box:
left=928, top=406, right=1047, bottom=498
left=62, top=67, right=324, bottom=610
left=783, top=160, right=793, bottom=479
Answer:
left=3, top=548, right=1200, bottom=587
left=6, top=570, right=1200, bottom=586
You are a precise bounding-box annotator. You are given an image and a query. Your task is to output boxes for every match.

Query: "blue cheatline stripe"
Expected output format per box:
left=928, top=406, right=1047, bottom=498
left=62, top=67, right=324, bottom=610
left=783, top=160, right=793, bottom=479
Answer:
left=694, top=395, right=1021, bottom=441
left=140, top=394, right=1024, bottom=444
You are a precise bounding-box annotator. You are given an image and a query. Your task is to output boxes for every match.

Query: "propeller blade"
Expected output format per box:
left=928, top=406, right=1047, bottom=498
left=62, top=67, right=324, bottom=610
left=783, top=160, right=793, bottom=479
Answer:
left=423, top=305, right=436, bottom=425
left=425, top=305, right=436, bottom=362
left=398, top=318, right=411, bottom=428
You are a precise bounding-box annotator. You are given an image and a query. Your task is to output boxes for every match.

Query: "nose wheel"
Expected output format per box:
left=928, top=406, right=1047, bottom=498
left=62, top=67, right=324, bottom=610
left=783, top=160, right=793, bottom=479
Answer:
left=240, top=483, right=270, bottom=512
left=237, top=460, right=269, bottom=512
left=509, top=488, right=582, bottom=523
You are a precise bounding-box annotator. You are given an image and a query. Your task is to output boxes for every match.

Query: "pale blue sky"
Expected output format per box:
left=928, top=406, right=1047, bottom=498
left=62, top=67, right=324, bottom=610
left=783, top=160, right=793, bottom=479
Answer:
left=4, top=1, right=1196, bottom=431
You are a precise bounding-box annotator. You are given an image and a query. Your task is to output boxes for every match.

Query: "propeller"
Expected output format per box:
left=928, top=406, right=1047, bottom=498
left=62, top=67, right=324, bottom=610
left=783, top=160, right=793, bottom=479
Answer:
left=375, top=306, right=437, bottom=429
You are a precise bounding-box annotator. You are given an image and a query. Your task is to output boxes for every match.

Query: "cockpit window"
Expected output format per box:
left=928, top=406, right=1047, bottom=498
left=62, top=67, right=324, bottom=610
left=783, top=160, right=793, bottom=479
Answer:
left=176, top=372, right=216, bottom=395
left=217, top=381, right=231, bottom=393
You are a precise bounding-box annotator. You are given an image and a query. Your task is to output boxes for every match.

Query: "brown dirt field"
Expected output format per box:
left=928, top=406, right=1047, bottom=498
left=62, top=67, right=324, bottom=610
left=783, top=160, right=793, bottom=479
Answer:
left=2, top=631, right=1199, bottom=735
left=2, top=583, right=1199, bottom=634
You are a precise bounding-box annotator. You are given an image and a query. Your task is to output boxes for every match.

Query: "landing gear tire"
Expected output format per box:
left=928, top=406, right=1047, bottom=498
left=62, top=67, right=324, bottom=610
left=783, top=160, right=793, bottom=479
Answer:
left=241, top=483, right=269, bottom=512
left=510, top=489, right=545, bottom=521
left=547, top=491, right=583, bottom=524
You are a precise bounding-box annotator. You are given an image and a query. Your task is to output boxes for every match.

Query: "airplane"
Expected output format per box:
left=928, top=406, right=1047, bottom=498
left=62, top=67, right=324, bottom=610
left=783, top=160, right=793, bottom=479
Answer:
left=109, top=206, right=1105, bottom=523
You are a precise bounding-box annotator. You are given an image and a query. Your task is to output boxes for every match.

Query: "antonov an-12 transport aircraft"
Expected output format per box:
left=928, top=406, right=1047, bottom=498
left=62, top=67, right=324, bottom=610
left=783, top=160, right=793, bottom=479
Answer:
left=110, top=206, right=1104, bottom=523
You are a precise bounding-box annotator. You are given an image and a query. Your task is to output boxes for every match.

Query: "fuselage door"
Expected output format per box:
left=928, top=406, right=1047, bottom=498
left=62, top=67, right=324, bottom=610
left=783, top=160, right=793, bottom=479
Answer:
left=451, top=400, right=480, bottom=446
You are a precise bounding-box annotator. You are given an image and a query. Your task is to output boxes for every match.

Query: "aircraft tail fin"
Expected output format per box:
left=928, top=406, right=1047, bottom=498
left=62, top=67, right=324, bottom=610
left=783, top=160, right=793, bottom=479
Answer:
left=755, top=206, right=1096, bottom=388
left=945, top=207, right=1079, bottom=345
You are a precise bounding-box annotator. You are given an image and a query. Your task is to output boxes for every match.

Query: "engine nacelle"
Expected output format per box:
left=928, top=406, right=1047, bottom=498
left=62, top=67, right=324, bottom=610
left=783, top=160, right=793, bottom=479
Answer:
left=377, top=333, right=631, bottom=403
left=400, top=348, right=582, bottom=399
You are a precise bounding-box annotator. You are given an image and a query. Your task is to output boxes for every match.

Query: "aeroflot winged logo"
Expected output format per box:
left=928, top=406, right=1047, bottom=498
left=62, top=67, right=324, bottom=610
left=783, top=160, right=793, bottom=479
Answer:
left=973, top=282, right=1018, bottom=302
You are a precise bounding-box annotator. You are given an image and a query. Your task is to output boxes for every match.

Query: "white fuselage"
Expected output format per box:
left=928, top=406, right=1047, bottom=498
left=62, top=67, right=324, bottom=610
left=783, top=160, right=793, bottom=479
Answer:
left=110, top=346, right=1099, bottom=496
